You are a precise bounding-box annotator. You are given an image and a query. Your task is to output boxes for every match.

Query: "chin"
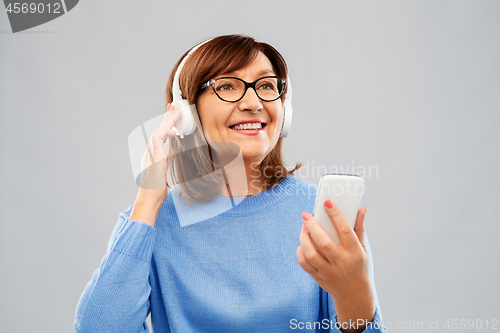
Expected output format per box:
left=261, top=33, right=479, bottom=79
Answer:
left=239, top=148, right=268, bottom=163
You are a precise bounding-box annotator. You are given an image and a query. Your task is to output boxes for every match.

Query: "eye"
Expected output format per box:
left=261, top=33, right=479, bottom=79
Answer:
left=257, top=80, right=277, bottom=91
left=214, top=78, right=239, bottom=92
left=216, top=83, right=234, bottom=91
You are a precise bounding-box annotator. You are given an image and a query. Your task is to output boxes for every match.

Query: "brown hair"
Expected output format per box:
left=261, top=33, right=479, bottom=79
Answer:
left=164, top=34, right=301, bottom=203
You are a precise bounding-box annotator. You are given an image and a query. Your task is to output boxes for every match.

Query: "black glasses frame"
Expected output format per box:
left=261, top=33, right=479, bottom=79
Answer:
left=200, top=76, right=287, bottom=103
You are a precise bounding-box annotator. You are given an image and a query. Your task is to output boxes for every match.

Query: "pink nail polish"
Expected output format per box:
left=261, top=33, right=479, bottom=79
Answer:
left=302, top=211, right=310, bottom=221
left=301, top=224, right=307, bottom=232
left=325, top=199, right=333, bottom=209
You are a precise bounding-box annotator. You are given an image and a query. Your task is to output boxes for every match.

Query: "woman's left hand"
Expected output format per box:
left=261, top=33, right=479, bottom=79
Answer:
left=296, top=199, right=376, bottom=330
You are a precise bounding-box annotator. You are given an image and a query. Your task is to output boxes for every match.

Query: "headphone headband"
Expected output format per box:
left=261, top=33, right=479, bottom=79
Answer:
left=172, top=38, right=213, bottom=103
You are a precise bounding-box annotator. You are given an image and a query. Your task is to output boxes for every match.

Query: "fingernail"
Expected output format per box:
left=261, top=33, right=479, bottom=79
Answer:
left=302, top=211, right=311, bottom=221
left=364, top=207, right=367, bottom=214
left=301, top=224, right=307, bottom=232
left=325, top=199, right=333, bottom=209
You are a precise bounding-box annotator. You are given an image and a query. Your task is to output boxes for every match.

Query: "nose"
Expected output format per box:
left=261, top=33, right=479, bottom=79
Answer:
left=238, top=87, right=263, bottom=113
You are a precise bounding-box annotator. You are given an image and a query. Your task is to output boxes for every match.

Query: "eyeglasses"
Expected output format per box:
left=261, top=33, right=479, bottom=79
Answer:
left=200, top=76, right=287, bottom=103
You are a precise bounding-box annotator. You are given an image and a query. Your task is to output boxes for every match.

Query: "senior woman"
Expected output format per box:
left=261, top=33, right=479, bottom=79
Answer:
left=74, top=34, right=387, bottom=333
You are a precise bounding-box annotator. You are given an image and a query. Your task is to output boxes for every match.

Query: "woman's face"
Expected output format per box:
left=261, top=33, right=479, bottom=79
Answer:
left=196, top=52, right=284, bottom=165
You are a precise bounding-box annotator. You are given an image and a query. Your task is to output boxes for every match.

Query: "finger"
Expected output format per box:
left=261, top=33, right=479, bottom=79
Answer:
left=296, top=246, right=317, bottom=276
left=323, top=200, right=359, bottom=252
left=148, top=104, right=182, bottom=163
left=354, top=207, right=367, bottom=252
left=299, top=224, right=331, bottom=269
left=157, top=105, right=182, bottom=140
left=302, top=211, right=340, bottom=261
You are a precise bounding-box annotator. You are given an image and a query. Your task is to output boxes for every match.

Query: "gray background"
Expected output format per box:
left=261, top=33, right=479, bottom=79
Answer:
left=1, top=1, right=499, bottom=332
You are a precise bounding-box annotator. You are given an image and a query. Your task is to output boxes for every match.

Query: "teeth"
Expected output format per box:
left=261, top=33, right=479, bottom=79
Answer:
left=232, top=123, right=263, bottom=130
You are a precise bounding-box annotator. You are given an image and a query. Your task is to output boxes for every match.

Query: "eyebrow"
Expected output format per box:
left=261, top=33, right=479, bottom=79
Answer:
left=255, top=69, right=275, bottom=76
left=220, top=68, right=275, bottom=78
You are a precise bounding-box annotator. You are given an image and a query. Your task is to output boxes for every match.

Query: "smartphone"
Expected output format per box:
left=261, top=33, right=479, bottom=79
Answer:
left=312, top=174, right=365, bottom=245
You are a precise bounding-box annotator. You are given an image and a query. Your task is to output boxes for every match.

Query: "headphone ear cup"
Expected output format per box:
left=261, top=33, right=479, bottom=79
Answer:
left=172, top=99, right=196, bottom=136
left=280, top=98, right=293, bottom=138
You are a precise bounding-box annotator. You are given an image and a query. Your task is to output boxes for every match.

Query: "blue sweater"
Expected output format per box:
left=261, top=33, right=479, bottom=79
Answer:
left=74, top=176, right=388, bottom=332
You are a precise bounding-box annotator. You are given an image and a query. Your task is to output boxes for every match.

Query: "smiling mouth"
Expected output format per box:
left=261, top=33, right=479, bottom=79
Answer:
left=229, top=123, right=266, bottom=130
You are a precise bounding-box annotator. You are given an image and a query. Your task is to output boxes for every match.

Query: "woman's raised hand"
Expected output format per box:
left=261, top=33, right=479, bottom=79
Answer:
left=296, top=200, right=376, bottom=332
left=129, top=103, right=182, bottom=227
left=138, top=103, right=181, bottom=191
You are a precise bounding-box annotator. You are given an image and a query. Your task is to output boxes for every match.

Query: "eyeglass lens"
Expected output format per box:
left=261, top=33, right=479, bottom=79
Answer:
left=213, top=77, right=284, bottom=102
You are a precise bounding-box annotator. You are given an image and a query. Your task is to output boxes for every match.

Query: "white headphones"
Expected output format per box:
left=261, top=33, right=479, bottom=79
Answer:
left=171, top=38, right=293, bottom=138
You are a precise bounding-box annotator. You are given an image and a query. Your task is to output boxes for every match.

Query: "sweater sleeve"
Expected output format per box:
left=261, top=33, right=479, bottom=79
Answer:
left=327, top=233, right=388, bottom=332
left=74, top=205, right=155, bottom=333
